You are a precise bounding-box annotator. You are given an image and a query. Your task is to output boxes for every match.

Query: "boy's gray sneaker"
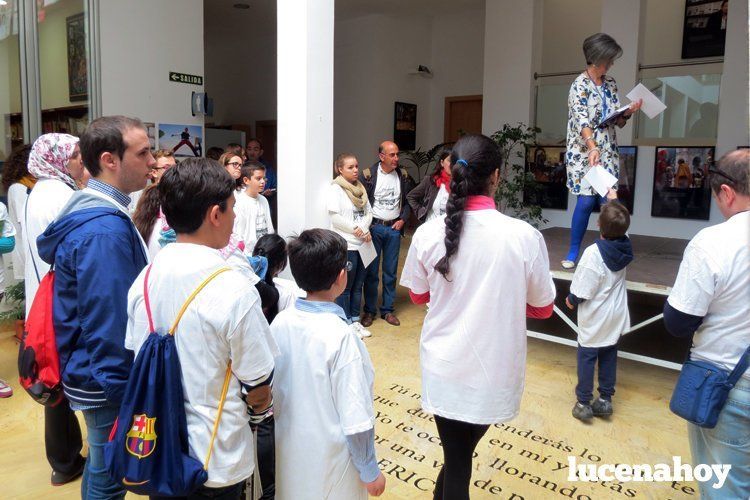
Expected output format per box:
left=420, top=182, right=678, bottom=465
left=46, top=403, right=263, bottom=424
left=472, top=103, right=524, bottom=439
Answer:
left=572, top=402, right=593, bottom=420
left=592, top=397, right=613, bottom=416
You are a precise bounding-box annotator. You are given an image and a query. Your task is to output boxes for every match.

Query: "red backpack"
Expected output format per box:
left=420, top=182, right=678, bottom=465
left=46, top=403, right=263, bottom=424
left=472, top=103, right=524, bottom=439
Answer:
left=17, top=270, right=64, bottom=407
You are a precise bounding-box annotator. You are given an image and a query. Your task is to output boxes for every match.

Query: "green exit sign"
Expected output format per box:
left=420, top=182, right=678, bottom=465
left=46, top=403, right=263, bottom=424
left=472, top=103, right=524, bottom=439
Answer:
left=169, top=72, right=203, bottom=86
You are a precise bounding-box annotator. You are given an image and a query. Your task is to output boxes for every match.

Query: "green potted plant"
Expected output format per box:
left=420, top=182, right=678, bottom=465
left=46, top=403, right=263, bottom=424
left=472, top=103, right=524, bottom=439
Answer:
left=400, top=142, right=453, bottom=182
left=0, top=281, right=25, bottom=342
left=490, top=122, right=548, bottom=228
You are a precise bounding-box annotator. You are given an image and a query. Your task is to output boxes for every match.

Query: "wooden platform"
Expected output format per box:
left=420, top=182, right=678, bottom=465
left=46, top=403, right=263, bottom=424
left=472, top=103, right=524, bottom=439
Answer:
left=541, top=227, right=689, bottom=294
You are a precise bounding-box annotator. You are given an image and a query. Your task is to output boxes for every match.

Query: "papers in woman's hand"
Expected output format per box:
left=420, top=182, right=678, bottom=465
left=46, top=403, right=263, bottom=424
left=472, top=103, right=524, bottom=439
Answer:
left=584, top=166, right=618, bottom=198
left=626, top=83, right=667, bottom=119
left=358, top=240, right=377, bottom=268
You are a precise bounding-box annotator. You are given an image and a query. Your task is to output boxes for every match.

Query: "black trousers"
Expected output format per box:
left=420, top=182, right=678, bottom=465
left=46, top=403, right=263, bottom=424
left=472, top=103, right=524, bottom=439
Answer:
left=45, top=397, right=85, bottom=474
left=151, top=480, right=245, bottom=500
left=255, top=416, right=275, bottom=500
left=433, top=415, right=490, bottom=500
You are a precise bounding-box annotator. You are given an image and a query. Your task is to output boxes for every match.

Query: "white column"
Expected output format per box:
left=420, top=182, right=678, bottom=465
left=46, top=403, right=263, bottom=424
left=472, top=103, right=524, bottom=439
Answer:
left=277, top=0, right=334, bottom=236
left=481, top=0, right=541, bottom=134
left=601, top=0, right=643, bottom=145
left=715, top=0, right=749, bottom=156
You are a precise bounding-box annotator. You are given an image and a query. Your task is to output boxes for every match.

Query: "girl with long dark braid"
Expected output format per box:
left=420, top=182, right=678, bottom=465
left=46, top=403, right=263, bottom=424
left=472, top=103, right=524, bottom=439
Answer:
left=400, top=134, right=556, bottom=500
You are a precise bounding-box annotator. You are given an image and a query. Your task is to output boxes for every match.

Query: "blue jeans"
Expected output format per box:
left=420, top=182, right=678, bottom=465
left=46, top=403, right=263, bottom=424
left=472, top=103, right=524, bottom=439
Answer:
left=688, top=378, right=750, bottom=499
left=576, top=344, right=618, bottom=403
left=364, top=224, right=401, bottom=316
left=81, top=405, right=125, bottom=500
left=335, top=250, right=367, bottom=322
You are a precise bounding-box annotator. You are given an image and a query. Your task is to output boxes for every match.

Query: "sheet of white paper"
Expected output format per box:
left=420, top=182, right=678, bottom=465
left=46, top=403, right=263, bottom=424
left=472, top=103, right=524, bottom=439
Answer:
left=626, top=83, right=667, bottom=119
left=358, top=240, right=377, bottom=268
left=584, top=166, right=618, bottom=198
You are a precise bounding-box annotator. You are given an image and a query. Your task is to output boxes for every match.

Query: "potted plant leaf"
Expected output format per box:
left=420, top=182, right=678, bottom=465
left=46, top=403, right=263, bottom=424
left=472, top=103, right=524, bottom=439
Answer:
left=0, top=281, right=25, bottom=342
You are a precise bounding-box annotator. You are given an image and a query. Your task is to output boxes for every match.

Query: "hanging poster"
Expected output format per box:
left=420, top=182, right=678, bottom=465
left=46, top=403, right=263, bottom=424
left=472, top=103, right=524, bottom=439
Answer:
left=651, top=147, right=713, bottom=220
left=66, top=13, right=87, bottom=102
left=394, top=102, right=417, bottom=151
left=523, top=146, right=568, bottom=210
left=682, top=0, right=728, bottom=59
left=158, top=124, right=203, bottom=157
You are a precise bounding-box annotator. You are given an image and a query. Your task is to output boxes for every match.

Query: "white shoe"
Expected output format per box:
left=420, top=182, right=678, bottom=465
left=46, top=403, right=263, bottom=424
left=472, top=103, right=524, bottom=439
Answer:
left=0, top=379, right=13, bottom=398
left=561, top=260, right=576, bottom=269
left=351, top=322, right=372, bottom=338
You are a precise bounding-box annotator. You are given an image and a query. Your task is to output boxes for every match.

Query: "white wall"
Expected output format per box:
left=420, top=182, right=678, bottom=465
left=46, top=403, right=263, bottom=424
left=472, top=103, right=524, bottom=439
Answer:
left=426, top=8, right=485, bottom=144
left=99, top=0, right=204, bottom=129
left=540, top=0, right=602, bottom=74
left=203, top=0, right=276, bottom=130
left=334, top=13, right=433, bottom=172
left=641, top=0, right=688, bottom=65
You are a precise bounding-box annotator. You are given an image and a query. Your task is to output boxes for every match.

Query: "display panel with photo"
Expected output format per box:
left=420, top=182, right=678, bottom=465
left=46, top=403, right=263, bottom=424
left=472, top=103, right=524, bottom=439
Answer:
left=651, top=147, right=713, bottom=220
left=523, top=146, right=568, bottom=210
left=682, top=0, right=728, bottom=59
left=158, top=124, right=203, bottom=157
left=394, top=102, right=417, bottom=151
left=66, top=13, right=87, bottom=102
left=595, top=146, right=638, bottom=214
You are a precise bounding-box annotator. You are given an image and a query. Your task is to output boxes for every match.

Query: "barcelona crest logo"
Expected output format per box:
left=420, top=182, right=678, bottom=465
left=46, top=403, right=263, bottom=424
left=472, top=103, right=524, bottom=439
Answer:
left=126, top=414, right=157, bottom=459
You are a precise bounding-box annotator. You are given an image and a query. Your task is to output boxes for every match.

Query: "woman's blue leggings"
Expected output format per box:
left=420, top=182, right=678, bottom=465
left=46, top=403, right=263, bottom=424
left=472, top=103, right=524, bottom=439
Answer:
left=565, top=195, right=606, bottom=262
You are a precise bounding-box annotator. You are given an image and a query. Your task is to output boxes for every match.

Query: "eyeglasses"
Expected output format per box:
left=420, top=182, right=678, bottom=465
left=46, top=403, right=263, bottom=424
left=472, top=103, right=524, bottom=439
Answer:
left=708, top=166, right=738, bottom=185
left=227, top=161, right=242, bottom=168
left=344, top=261, right=353, bottom=272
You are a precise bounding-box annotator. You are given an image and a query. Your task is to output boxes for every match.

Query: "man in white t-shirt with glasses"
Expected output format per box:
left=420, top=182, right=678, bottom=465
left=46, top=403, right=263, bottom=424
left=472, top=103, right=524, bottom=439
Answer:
left=359, top=141, right=411, bottom=327
left=664, top=149, right=750, bottom=500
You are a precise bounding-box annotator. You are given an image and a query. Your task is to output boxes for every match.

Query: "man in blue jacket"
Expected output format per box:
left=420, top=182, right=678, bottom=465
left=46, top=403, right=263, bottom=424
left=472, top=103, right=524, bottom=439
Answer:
left=37, top=116, right=154, bottom=500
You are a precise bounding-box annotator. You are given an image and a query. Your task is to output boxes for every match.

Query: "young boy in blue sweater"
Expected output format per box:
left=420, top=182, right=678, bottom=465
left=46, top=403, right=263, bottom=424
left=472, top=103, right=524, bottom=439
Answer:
left=566, top=194, right=633, bottom=421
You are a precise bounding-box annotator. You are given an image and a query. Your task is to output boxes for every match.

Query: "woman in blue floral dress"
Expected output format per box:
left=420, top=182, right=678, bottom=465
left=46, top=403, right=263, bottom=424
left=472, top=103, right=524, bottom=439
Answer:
left=562, top=33, right=641, bottom=269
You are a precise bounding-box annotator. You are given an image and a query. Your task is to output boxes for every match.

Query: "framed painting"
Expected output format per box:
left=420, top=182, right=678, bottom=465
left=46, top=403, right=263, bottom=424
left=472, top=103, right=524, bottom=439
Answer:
left=651, top=146, right=713, bottom=220
left=66, top=13, right=87, bottom=102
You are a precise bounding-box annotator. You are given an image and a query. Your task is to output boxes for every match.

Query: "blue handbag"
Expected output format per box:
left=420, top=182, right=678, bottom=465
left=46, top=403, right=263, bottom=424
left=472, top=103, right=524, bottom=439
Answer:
left=670, top=346, right=750, bottom=428
left=105, top=266, right=232, bottom=496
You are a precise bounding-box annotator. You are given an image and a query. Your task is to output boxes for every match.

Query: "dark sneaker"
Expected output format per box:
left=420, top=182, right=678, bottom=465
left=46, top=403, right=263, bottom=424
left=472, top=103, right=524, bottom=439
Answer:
left=572, top=402, right=593, bottom=421
left=592, top=397, right=613, bottom=417
left=51, top=459, right=85, bottom=486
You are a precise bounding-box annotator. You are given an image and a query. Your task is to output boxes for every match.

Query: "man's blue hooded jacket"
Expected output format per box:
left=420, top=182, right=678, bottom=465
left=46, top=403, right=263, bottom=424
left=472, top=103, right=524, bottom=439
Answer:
left=37, top=190, right=148, bottom=408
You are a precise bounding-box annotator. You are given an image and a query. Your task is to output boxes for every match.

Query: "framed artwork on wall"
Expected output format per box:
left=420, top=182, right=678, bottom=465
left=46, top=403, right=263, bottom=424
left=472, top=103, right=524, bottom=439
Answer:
left=66, top=13, right=87, bottom=102
left=158, top=124, right=203, bottom=157
left=651, top=146, right=714, bottom=220
left=594, top=146, right=638, bottom=214
left=681, top=0, right=728, bottom=59
left=394, top=102, right=417, bottom=151
left=523, top=145, right=568, bottom=210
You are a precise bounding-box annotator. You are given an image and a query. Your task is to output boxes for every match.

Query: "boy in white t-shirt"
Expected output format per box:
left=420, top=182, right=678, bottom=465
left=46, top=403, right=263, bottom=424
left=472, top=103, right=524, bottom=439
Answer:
left=271, top=229, right=385, bottom=499
left=566, top=193, right=632, bottom=421
left=234, top=161, right=274, bottom=251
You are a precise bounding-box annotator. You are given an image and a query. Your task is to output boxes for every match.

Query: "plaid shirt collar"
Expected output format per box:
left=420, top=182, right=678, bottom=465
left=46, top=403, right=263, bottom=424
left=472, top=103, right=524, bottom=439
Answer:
left=87, top=179, right=131, bottom=209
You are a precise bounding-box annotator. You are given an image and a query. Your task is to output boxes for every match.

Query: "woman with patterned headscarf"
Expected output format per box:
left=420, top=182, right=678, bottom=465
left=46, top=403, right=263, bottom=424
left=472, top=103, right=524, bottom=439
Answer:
left=23, top=133, right=87, bottom=484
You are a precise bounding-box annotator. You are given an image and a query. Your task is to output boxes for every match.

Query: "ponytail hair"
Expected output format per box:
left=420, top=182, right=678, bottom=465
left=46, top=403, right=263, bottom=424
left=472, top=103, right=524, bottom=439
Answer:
left=253, top=233, right=288, bottom=281
left=133, top=184, right=162, bottom=243
left=434, top=134, right=502, bottom=279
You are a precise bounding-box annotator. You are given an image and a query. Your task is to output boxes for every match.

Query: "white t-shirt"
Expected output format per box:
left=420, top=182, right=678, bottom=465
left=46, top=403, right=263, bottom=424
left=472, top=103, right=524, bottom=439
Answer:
left=234, top=194, right=274, bottom=251
left=7, top=183, right=29, bottom=279
left=24, top=179, right=77, bottom=316
left=570, top=243, right=630, bottom=347
left=327, top=183, right=372, bottom=250
left=272, top=305, right=374, bottom=500
left=0, top=202, right=17, bottom=291
left=125, top=243, right=275, bottom=487
left=127, top=188, right=144, bottom=215
left=370, top=165, right=401, bottom=221
left=668, top=211, right=750, bottom=380
left=427, top=184, right=450, bottom=222
left=273, top=277, right=305, bottom=312
left=400, top=210, right=556, bottom=424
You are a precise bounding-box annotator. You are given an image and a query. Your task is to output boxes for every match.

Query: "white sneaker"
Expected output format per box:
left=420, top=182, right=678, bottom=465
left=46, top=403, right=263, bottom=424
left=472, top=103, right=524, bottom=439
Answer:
left=0, top=379, right=13, bottom=398
left=351, top=322, right=372, bottom=338
left=561, top=260, right=576, bottom=269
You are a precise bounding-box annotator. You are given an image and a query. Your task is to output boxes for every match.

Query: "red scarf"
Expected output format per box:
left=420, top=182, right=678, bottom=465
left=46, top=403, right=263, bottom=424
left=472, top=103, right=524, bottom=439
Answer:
left=465, top=195, right=496, bottom=211
left=433, top=170, right=451, bottom=193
